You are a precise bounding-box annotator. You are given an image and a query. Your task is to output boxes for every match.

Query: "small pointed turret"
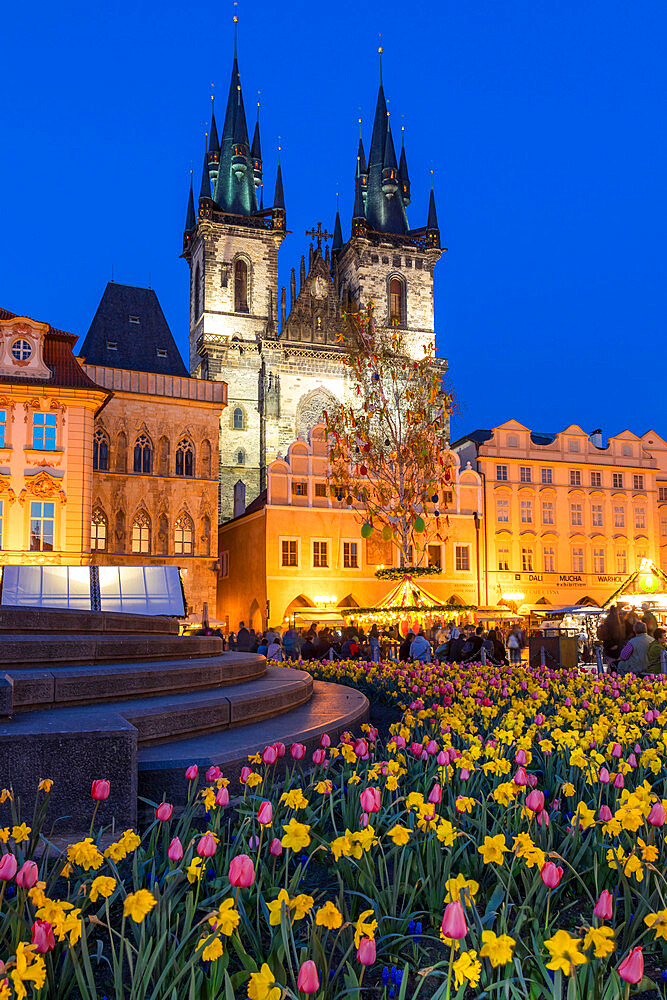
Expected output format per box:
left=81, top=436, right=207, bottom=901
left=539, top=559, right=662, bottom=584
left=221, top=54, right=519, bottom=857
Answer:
left=271, top=147, right=286, bottom=230
left=381, top=114, right=399, bottom=197
left=351, top=156, right=367, bottom=237
left=251, top=100, right=262, bottom=193
left=426, top=171, right=440, bottom=248
left=183, top=171, right=196, bottom=252
left=290, top=267, right=296, bottom=307
left=300, top=254, right=306, bottom=289
left=280, top=286, right=286, bottom=331
left=398, top=126, right=410, bottom=205
left=199, top=135, right=212, bottom=203
left=332, top=194, right=343, bottom=252
left=207, top=96, right=220, bottom=185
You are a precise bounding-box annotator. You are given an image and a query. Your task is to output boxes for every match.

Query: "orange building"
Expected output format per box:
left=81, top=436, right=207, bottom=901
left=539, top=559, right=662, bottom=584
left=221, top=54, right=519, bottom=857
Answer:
left=453, top=419, right=662, bottom=610
left=0, top=309, right=109, bottom=565
left=217, top=424, right=483, bottom=631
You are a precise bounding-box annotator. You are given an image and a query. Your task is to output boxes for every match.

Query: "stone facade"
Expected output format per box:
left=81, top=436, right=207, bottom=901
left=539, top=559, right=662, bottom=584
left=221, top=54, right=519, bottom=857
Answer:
left=83, top=364, right=226, bottom=613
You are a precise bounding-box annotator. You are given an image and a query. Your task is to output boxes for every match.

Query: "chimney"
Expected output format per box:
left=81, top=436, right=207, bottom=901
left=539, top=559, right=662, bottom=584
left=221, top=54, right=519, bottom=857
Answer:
left=589, top=428, right=603, bottom=449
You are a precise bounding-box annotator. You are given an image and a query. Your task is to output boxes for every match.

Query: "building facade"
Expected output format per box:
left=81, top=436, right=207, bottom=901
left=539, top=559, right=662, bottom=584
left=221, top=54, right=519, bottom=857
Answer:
left=217, top=424, right=482, bottom=630
left=0, top=309, right=109, bottom=565
left=79, top=283, right=226, bottom=612
left=453, top=419, right=662, bottom=609
left=182, top=34, right=446, bottom=522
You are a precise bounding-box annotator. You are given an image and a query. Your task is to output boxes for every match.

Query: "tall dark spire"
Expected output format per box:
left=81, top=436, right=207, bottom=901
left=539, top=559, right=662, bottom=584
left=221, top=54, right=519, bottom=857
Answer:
left=207, top=96, right=220, bottom=186
left=332, top=193, right=343, bottom=252
left=273, top=147, right=284, bottom=209
left=199, top=134, right=212, bottom=201
left=251, top=99, right=262, bottom=195
left=398, top=126, right=410, bottom=205
left=426, top=172, right=440, bottom=248
left=363, top=51, right=409, bottom=235
left=184, top=171, right=196, bottom=232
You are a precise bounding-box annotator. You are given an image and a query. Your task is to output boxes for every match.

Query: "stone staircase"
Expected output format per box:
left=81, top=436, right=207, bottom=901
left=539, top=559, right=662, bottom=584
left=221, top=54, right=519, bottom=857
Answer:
left=0, top=607, right=367, bottom=832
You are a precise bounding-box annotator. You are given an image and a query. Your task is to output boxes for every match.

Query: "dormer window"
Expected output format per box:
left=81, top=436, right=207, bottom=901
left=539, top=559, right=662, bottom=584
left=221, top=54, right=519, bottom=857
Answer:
left=11, top=339, right=32, bottom=362
left=129, top=316, right=140, bottom=325
left=156, top=348, right=167, bottom=358
left=106, top=340, right=118, bottom=351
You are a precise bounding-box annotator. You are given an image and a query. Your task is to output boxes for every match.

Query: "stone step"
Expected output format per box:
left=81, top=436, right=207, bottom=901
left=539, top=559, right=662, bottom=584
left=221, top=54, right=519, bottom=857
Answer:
left=0, top=632, right=221, bottom=668
left=0, top=607, right=178, bottom=635
left=5, top=653, right=266, bottom=712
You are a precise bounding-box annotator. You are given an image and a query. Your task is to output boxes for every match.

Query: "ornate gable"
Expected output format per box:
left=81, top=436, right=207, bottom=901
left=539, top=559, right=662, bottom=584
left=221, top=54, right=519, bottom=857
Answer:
left=283, top=250, right=346, bottom=347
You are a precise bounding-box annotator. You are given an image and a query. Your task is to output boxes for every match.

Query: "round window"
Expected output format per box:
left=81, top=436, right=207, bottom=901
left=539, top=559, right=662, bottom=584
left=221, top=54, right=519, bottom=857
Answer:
left=11, top=339, right=32, bottom=361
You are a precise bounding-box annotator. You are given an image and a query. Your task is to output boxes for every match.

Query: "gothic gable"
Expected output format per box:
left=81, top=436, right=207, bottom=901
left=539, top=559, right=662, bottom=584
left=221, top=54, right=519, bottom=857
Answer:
left=283, top=250, right=346, bottom=347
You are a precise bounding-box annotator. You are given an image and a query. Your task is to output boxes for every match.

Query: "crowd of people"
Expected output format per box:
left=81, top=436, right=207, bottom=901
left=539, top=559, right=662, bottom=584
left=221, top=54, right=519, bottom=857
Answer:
left=597, top=603, right=667, bottom=675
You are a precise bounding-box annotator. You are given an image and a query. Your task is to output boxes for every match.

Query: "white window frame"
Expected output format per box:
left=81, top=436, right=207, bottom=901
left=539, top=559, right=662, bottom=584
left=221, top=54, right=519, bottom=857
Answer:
left=454, top=544, right=471, bottom=572
left=590, top=471, right=602, bottom=487
left=541, top=468, right=553, bottom=484
left=496, top=465, right=508, bottom=482
left=520, top=499, right=533, bottom=524
left=496, top=498, right=510, bottom=522
left=543, top=546, right=555, bottom=572
left=541, top=501, right=555, bottom=525
left=312, top=537, right=330, bottom=569
left=279, top=536, right=300, bottom=569
left=591, top=504, right=603, bottom=527
left=341, top=539, right=359, bottom=569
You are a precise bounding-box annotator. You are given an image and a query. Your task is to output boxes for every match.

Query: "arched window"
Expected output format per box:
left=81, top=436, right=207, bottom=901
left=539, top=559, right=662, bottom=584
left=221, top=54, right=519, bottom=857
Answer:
left=234, top=259, right=249, bottom=313
left=131, top=511, right=151, bottom=554
left=158, top=436, right=170, bottom=476
left=93, top=429, right=109, bottom=471
left=175, top=438, right=194, bottom=477
left=201, top=514, right=211, bottom=556
left=133, top=434, right=152, bottom=474
left=201, top=439, right=212, bottom=478
left=389, top=277, right=403, bottom=326
left=174, top=513, right=194, bottom=556
left=236, top=449, right=246, bottom=466
left=194, top=263, right=201, bottom=319
left=91, top=508, right=107, bottom=551
left=233, top=407, right=244, bottom=430
left=115, top=431, right=127, bottom=473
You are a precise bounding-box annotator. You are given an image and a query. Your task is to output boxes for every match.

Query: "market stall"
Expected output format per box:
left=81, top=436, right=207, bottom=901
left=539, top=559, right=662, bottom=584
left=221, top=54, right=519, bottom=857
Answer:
left=340, top=577, right=477, bottom=632
left=602, top=558, right=667, bottom=625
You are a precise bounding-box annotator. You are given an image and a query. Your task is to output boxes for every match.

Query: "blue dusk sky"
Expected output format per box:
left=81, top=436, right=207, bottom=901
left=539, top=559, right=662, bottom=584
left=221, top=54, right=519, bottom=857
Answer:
left=1, top=0, right=665, bottom=441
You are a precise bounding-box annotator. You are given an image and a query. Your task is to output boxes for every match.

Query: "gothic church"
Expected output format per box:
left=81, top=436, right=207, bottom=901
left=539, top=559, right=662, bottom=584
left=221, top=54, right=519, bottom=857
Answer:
left=182, top=25, right=445, bottom=522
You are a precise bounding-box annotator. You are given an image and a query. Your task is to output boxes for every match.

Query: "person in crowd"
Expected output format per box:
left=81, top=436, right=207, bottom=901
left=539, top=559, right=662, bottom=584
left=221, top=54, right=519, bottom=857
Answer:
left=369, top=624, right=381, bottom=663
left=267, top=634, right=283, bottom=661
left=507, top=627, right=521, bottom=665
left=399, top=629, right=414, bottom=662
left=448, top=628, right=467, bottom=662
left=490, top=628, right=507, bottom=664
left=314, top=628, right=333, bottom=660
left=641, top=603, right=658, bottom=636
left=282, top=625, right=301, bottom=661
left=461, top=627, right=484, bottom=662
left=619, top=621, right=654, bottom=675
left=647, top=627, right=667, bottom=673
left=409, top=628, right=432, bottom=662
left=236, top=621, right=251, bottom=652
left=301, top=632, right=316, bottom=660
left=597, top=605, right=625, bottom=667
left=256, top=632, right=268, bottom=657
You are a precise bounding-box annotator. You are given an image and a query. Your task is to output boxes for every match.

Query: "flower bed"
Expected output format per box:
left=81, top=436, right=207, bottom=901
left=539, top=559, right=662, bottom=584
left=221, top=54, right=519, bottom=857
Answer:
left=1, top=660, right=667, bottom=998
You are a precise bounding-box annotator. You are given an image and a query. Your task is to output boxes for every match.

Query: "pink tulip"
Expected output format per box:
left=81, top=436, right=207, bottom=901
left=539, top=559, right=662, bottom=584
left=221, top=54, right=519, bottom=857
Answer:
left=540, top=862, right=563, bottom=888
left=31, top=920, right=55, bottom=954
left=16, top=861, right=39, bottom=889
left=460, top=767, right=471, bottom=781
left=598, top=767, right=610, bottom=784
left=515, top=749, right=527, bottom=765
left=274, top=742, right=286, bottom=758
left=535, top=713, right=545, bottom=725
left=320, top=733, right=331, bottom=748
left=312, top=748, right=326, bottom=765
left=514, top=766, right=527, bottom=787
left=526, top=790, right=545, bottom=814
left=598, top=805, right=613, bottom=822
left=91, top=779, right=110, bottom=801
left=428, top=783, right=442, bottom=804
left=216, top=786, right=230, bottom=807
left=297, top=960, right=320, bottom=994
left=359, top=787, right=381, bottom=813
left=441, top=900, right=468, bottom=939
left=436, top=750, right=448, bottom=766
left=526, top=774, right=538, bottom=788
left=594, top=889, right=613, bottom=920
left=249, top=835, right=260, bottom=850
left=611, top=744, right=622, bottom=758
left=536, top=808, right=550, bottom=828
left=648, top=802, right=666, bottom=827
left=425, top=740, right=438, bottom=755
left=613, top=773, right=624, bottom=789
left=357, top=937, right=376, bottom=965
left=206, top=765, right=222, bottom=782
left=167, top=837, right=183, bottom=861
left=269, top=838, right=283, bottom=856
left=257, top=801, right=273, bottom=826
left=228, top=854, right=255, bottom=888
left=368, top=726, right=379, bottom=741
left=240, top=766, right=252, bottom=784
left=197, top=833, right=217, bottom=858
left=354, top=738, right=369, bottom=759
left=627, top=753, right=637, bottom=768
left=262, top=745, right=277, bottom=765
left=185, top=765, right=198, bottom=780
left=618, top=947, right=644, bottom=984
left=291, top=743, right=306, bottom=761
left=155, top=802, right=173, bottom=822
left=0, top=854, right=17, bottom=881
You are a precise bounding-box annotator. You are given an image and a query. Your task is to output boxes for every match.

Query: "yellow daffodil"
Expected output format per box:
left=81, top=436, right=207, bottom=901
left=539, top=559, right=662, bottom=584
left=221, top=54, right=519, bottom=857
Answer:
left=197, top=933, right=224, bottom=962
left=281, top=818, right=311, bottom=851
left=545, top=930, right=587, bottom=975
left=123, top=889, right=157, bottom=923
left=247, top=963, right=281, bottom=1000
left=453, top=949, right=481, bottom=988
left=280, top=788, right=309, bottom=810
left=583, top=926, right=615, bottom=959
left=445, top=874, right=479, bottom=907
left=480, top=931, right=515, bottom=967
left=10, top=943, right=46, bottom=1000
left=478, top=834, right=508, bottom=866
left=291, top=893, right=314, bottom=920
left=186, top=857, right=205, bottom=883
left=387, top=823, right=412, bottom=846
left=67, top=838, right=104, bottom=871
left=316, top=901, right=343, bottom=929
left=208, top=898, right=240, bottom=936
left=89, top=876, right=117, bottom=902
left=266, top=889, right=292, bottom=926
left=38, top=779, right=53, bottom=792
left=11, top=823, right=31, bottom=844
left=354, top=908, right=377, bottom=948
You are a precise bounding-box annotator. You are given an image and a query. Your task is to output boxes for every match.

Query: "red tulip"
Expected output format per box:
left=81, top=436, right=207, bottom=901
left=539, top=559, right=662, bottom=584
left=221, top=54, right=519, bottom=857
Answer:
left=357, top=937, right=376, bottom=965
left=206, top=765, right=222, bottom=782
left=540, top=862, right=563, bottom=888
left=526, top=790, right=545, bottom=814
left=155, top=802, right=173, bottom=822
left=16, top=861, right=39, bottom=889
left=262, top=745, right=277, bottom=765
left=0, top=854, right=17, bottom=881
left=297, top=960, right=320, bottom=994
left=291, top=743, right=306, bottom=761
left=618, top=947, right=644, bottom=984
left=354, top=738, right=369, bottom=758
left=593, top=889, right=613, bottom=920
left=167, top=837, right=183, bottom=861
left=613, top=773, right=624, bottom=789
left=31, top=920, right=55, bottom=954
left=269, top=838, right=283, bottom=856
left=536, top=808, right=550, bottom=828
left=228, top=853, right=255, bottom=888
left=359, top=787, right=381, bottom=813
left=91, top=779, right=110, bottom=801
left=320, top=733, right=331, bottom=748
left=197, top=833, right=217, bottom=858
left=185, top=765, right=198, bottom=780
left=440, top=900, right=468, bottom=939
left=514, top=767, right=527, bottom=787
left=428, top=783, right=442, bottom=804
left=257, top=801, right=273, bottom=826
left=648, top=802, right=665, bottom=827
left=240, top=766, right=252, bottom=784
left=216, top=786, right=230, bottom=807
left=274, top=742, right=286, bottom=758
left=312, top=748, right=326, bottom=764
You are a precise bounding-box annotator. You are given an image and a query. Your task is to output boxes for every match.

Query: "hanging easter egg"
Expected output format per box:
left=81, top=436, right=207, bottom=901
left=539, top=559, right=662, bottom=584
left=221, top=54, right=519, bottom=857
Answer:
left=360, top=523, right=373, bottom=538
left=346, top=496, right=353, bottom=505
left=382, top=524, right=393, bottom=542
left=360, top=464, right=368, bottom=475
left=414, top=516, right=425, bottom=534
left=640, top=573, right=659, bottom=593
left=431, top=494, right=439, bottom=503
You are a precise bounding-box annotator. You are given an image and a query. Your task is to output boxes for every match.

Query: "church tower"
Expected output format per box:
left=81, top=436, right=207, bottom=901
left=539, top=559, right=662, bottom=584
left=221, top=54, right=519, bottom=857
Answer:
left=333, top=49, right=444, bottom=366
left=182, top=16, right=287, bottom=520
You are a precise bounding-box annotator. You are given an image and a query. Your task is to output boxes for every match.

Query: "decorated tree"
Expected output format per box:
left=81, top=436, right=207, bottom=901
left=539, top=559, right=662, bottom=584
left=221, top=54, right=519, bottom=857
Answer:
left=324, top=303, right=456, bottom=573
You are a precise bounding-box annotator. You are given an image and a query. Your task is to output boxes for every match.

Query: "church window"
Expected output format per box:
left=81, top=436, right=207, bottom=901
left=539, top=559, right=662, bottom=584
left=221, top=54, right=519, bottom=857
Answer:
left=91, top=509, right=107, bottom=551
left=234, top=259, right=249, bottom=313
left=201, top=439, right=212, bottom=478
left=93, top=429, right=109, bottom=471
left=174, top=513, right=194, bottom=556
left=389, top=278, right=403, bottom=327
left=133, top=434, right=152, bottom=474
left=131, top=512, right=151, bottom=554
left=175, top=438, right=194, bottom=477
left=236, top=449, right=246, bottom=466
left=194, top=264, right=201, bottom=319
left=233, top=407, right=244, bottom=430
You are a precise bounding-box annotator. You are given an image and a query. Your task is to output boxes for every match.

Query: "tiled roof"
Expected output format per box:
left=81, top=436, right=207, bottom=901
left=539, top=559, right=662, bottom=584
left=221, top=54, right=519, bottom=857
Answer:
left=451, top=429, right=494, bottom=448
left=0, top=307, right=107, bottom=393
left=79, top=283, right=189, bottom=378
